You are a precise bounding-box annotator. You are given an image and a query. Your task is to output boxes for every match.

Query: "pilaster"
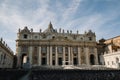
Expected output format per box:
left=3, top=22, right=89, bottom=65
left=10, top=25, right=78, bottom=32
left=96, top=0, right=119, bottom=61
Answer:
left=85, top=47, right=90, bottom=65
left=95, top=48, right=99, bottom=65
left=78, top=47, right=81, bottom=65
left=47, top=46, right=49, bottom=65
left=17, top=46, right=21, bottom=68
left=29, top=46, right=33, bottom=65
left=55, top=46, right=58, bottom=66
left=71, top=47, right=73, bottom=65
left=63, top=46, right=65, bottom=65
left=38, top=46, right=41, bottom=66
left=68, top=46, right=71, bottom=65
left=50, top=46, right=52, bottom=65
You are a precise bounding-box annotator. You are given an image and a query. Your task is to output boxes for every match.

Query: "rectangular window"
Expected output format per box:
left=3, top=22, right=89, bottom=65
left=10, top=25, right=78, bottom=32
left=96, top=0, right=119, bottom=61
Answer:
left=58, top=46, right=63, bottom=53
left=89, top=37, right=92, bottom=41
left=65, top=47, right=68, bottom=52
left=34, top=36, right=38, bottom=39
left=73, top=47, right=78, bottom=53
left=52, top=46, right=55, bottom=53
left=21, top=46, right=28, bottom=52
left=41, top=46, right=47, bottom=53
left=23, top=34, right=28, bottom=39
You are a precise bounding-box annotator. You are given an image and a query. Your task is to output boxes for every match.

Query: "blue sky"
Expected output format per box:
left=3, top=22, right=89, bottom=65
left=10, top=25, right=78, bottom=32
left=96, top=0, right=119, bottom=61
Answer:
left=0, top=0, right=120, bottom=53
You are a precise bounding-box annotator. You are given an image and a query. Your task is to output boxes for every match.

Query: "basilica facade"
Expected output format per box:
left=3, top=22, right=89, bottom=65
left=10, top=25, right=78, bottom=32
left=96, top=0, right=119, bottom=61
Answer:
left=16, top=22, right=98, bottom=68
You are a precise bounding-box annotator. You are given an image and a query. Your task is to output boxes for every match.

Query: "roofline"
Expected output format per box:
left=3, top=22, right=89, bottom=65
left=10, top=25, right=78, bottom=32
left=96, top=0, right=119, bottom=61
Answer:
left=105, top=35, right=120, bottom=41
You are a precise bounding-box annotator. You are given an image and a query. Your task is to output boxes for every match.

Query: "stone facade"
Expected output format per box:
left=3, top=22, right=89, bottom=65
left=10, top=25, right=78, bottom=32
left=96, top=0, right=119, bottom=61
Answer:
left=16, top=22, right=98, bottom=68
left=104, top=51, right=120, bottom=68
left=97, top=39, right=106, bottom=65
left=103, top=36, right=120, bottom=68
left=0, top=38, right=14, bottom=68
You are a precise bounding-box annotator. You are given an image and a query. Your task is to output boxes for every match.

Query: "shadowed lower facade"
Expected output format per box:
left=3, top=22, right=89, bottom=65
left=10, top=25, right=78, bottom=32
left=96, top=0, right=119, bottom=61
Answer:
left=16, top=22, right=98, bottom=68
left=0, top=38, right=14, bottom=68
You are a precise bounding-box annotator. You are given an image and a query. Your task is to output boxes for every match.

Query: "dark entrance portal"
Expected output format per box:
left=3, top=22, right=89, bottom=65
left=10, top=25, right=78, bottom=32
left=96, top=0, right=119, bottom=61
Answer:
left=42, top=58, right=46, bottom=65
left=90, top=54, right=95, bottom=65
left=52, top=60, right=55, bottom=65
left=73, top=58, right=77, bottom=65
left=58, top=58, right=62, bottom=65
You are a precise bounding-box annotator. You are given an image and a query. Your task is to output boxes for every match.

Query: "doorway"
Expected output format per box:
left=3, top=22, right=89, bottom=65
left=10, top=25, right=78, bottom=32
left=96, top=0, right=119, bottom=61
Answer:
left=21, top=54, right=28, bottom=67
left=58, top=58, right=62, bottom=65
left=42, top=58, right=46, bottom=65
left=73, top=58, right=78, bottom=65
left=90, top=54, right=95, bottom=65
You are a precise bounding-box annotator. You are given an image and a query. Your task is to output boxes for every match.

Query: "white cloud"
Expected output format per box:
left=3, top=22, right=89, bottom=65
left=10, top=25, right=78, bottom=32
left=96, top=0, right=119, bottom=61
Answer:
left=62, top=0, right=82, bottom=21
left=0, top=0, right=120, bottom=53
left=0, top=0, right=57, bottom=32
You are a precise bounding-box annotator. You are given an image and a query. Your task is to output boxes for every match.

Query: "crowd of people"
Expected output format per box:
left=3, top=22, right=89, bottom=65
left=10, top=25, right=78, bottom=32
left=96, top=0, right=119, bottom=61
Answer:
left=30, top=69, right=120, bottom=80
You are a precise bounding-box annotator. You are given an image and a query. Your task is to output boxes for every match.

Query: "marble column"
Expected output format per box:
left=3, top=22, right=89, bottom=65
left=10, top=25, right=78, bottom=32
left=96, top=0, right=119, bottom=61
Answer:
left=47, top=46, right=49, bottom=65
left=78, top=47, right=81, bottom=65
left=63, top=46, right=65, bottom=65
left=55, top=46, right=58, bottom=66
left=68, top=46, right=71, bottom=65
left=17, top=46, right=21, bottom=68
left=38, top=46, right=41, bottom=66
left=85, top=47, right=89, bottom=65
left=50, top=46, right=52, bottom=66
left=95, top=48, right=99, bottom=65
left=29, top=46, right=33, bottom=65
left=71, top=47, right=73, bottom=65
